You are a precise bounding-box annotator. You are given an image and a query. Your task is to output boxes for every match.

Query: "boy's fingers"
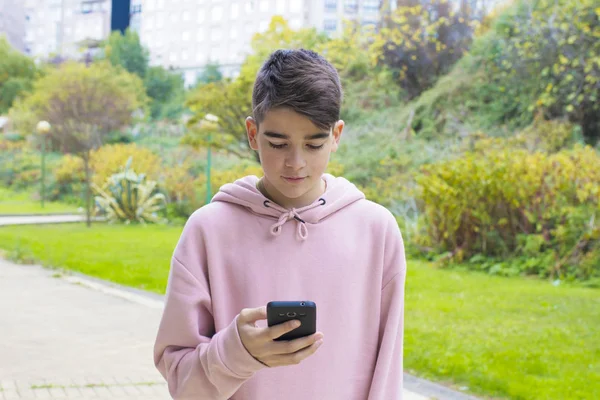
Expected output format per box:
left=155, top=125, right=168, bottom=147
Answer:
left=239, top=306, right=267, bottom=325
left=268, top=339, right=324, bottom=366
left=265, top=319, right=302, bottom=340
left=270, top=333, right=323, bottom=355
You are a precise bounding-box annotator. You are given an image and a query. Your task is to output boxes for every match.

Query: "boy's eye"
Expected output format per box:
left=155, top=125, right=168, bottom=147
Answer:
left=268, top=142, right=287, bottom=149
left=268, top=142, right=325, bottom=150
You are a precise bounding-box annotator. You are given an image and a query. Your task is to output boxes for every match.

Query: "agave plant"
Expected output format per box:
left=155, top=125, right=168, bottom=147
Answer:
left=92, top=156, right=167, bottom=224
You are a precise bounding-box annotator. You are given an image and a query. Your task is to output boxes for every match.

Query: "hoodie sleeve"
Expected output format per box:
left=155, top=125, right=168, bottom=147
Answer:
left=153, top=213, right=266, bottom=399
left=368, top=214, right=407, bottom=400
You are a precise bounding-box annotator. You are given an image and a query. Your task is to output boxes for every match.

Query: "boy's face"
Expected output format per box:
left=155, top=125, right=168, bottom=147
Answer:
left=246, top=107, right=344, bottom=209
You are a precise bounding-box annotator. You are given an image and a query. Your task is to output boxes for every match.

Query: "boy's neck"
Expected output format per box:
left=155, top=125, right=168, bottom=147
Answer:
left=257, top=177, right=326, bottom=209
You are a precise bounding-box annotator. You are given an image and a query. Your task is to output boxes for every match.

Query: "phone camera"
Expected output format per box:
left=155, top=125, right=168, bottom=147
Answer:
left=287, top=312, right=297, bottom=317
left=300, top=302, right=305, bottom=306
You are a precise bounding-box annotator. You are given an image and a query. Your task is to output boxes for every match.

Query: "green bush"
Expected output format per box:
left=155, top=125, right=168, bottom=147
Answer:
left=415, top=136, right=600, bottom=280
left=92, top=157, right=167, bottom=224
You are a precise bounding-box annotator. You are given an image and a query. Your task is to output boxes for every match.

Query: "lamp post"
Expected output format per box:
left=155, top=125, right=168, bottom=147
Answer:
left=36, top=121, right=51, bottom=208
left=204, top=114, right=218, bottom=205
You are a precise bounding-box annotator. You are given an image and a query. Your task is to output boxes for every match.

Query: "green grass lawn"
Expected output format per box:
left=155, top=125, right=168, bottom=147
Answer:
left=0, top=223, right=598, bottom=400
left=0, top=187, right=80, bottom=215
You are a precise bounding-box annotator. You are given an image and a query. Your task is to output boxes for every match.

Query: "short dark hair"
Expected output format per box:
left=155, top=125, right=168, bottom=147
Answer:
left=252, top=49, right=343, bottom=131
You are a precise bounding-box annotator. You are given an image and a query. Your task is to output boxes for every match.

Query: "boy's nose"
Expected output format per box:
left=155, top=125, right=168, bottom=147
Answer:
left=285, top=150, right=307, bottom=169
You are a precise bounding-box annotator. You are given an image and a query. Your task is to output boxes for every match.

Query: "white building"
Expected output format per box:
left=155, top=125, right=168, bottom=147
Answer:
left=23, top=0, right=112, bottom=60
left=133, top=0, right=382, bottom=87
left=0, top=0, right=27, bottom=52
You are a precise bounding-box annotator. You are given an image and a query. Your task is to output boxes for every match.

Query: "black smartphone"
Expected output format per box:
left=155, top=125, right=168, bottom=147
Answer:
left=267, top=301, right=317, bottom=341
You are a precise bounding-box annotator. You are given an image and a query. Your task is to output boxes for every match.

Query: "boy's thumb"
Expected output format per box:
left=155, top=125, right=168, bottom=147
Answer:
left=240, top=306, right=267, bottom=324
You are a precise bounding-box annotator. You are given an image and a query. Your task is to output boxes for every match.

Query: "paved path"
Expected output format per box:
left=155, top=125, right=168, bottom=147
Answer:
left=0, top=259, right=168, bottom=399
left=0, top=215, right=99, bottom=226
left=0, top=257, right=477, bottom=400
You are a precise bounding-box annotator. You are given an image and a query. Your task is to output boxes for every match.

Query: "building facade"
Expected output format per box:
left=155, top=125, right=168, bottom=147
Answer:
left=0, top=0, right=27, bottom=52
left=133, top=0, right=381, bottom=87
left=23, top=0, right=112, bottom=60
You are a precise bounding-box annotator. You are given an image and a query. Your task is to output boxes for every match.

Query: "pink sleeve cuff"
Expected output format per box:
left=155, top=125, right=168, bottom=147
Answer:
left=214, top=314, right=267, bottom=378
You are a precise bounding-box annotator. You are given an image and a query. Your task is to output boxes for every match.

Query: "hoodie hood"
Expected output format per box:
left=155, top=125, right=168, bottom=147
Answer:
left=212, top=174, right=365, bottom=241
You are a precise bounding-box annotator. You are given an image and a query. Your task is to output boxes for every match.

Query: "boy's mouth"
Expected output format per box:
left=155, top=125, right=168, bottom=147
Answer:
left=282, top=176, right=306, bottom=183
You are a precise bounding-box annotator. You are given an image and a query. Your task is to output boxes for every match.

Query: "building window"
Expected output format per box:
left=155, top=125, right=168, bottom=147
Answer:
left=246, top=1, right=255, bottom=13
left=324, top=19, right=337, bottom=32
left=210, top=28, right=222, bottom=41
left=145, top=16, right=155, bottom=29
left=344, top=0, right=358, bottom=13
left=362, top=19, right=377, bottom=28
left=362, top=0, right=379, bottom=12
left=230, top=27, right=238, bottom=39
left=182, top=31, right=190, bottom=41
left=212, top=6, right=223, bottom=21
left=290, top=17, right=302, bottom=29
left=231, top=3, right=239, bottom=19
left=260, top=0, right=269, bottom=12
left=259, top=20, right=269, bottom=32
left=183, top=11, right=191, bottom=21
left=197, top=10, right=205, bottom=22
left=197, top=30, right=205, bottom=41
left=81, top=2, right=92, bottom=14
left=276, top=0, right=285, bottom=14
left=182, top=51, right=189, bottom=61
left=290, top=1, right=302, bottom=13
left=325, top=0, right=337, bottom=13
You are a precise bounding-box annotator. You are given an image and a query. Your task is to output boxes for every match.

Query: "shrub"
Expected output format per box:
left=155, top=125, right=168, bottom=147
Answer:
left=0, top=147, right=40, bottom=189
left=92, top=157, right=166, bottom=224
left=415, top=137, right=600, bottom=280
left=54, top=143, right=162, bottom=188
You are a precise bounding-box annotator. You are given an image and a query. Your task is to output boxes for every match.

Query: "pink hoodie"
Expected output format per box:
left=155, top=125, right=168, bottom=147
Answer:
left=154, top=173, right=407, bottom=399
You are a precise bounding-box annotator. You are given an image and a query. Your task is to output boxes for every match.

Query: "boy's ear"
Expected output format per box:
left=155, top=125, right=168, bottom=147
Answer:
left=246, top=117, right=259, bottom=150
left=331, top=120, right=344, bottom=153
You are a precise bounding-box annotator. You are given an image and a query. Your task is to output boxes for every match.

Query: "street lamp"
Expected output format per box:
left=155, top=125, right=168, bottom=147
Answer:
left=36, top=120, right=51, bottom=208
left=204, top=114, right=218, bottom=205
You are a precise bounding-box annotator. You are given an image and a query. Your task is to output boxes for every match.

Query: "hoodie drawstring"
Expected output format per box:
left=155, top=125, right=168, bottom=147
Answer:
left=264, top=198, right=326, bottom=241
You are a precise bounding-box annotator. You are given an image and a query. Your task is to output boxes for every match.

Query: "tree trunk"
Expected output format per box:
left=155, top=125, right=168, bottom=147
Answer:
left=83, top=151, right=92, bottom=228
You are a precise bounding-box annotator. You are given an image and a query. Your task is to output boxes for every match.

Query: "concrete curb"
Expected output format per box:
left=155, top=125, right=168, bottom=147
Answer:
left=0, top=212, right=83, bottom=217
left=0, top=215, right=105, bottom=226
left=57, top=267, right=482, bottom=400
left=404, top=374, right=481, bottom=400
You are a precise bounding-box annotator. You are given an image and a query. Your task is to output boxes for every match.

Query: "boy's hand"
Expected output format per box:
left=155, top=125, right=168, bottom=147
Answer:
left=236, top=306, right=324, bottom=368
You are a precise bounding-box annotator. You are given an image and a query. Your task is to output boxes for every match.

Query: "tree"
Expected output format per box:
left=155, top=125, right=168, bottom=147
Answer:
left=0, top=35, right=38, bottom=114
left=196, top=62, right=223, bottom=85
left=101, top=30, right=186, bottom=121
left=184, top=16, right=329, bottom=160
left=101, top=29, right=149, bottom=78
left=315, top=21, right=401, bottom=121
left=475, top=0, right=600, bottom=143
left=144, top=66, right=185, bottom=120
left=9, top=61, right=149, bottom=226
left=372, top=0, right=477, bottom=99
